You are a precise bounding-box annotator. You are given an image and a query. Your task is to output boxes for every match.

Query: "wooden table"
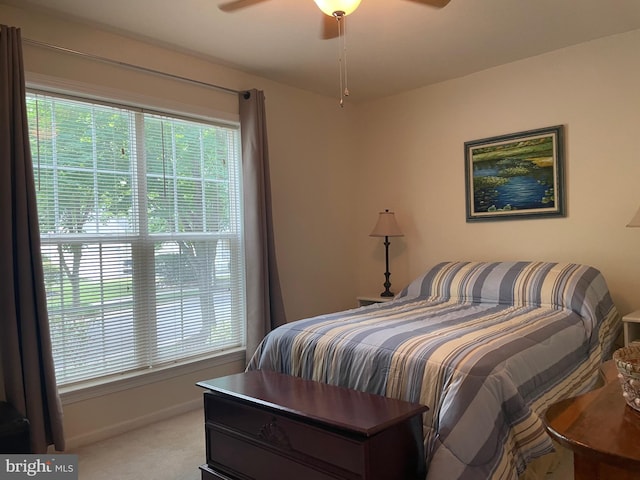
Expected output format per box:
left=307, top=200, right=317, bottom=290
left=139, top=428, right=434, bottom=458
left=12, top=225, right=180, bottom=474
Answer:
left=543, top=361, right=640, bottom=479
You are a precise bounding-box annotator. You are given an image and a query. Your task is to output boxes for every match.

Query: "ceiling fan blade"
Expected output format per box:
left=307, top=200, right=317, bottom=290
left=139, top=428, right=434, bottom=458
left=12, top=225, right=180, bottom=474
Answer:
left=405, top=0, right=451, bottom=8
left=218, top=0, right=271, bottom=12
left=320, top=13, right=339, bottom=40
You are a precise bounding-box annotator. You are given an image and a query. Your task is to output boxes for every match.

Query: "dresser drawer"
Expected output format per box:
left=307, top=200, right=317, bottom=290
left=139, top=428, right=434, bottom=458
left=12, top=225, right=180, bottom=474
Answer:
left=205, top=393, right=364, bottom=475
left=206, top=424, right=354, bottom=480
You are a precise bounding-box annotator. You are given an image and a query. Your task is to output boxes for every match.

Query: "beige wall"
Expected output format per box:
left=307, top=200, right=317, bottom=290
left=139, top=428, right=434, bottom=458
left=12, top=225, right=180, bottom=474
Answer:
left=354, top=29, right=640, bottom=316
left=4, top=1, right=640, bottom=450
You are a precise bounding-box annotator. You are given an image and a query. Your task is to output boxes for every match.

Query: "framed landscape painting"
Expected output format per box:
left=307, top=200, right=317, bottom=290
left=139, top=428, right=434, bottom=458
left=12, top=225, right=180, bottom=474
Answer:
left=464, top=125, right=565, bottom=221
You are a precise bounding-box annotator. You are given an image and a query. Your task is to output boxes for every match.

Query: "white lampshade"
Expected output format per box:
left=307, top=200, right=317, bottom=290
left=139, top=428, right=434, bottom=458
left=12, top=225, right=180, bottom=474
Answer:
left=370, top=210, right=404, bottom=237
left=314, top=0, right=362, bottom=16
left=627, top=206, right=640, bottom=227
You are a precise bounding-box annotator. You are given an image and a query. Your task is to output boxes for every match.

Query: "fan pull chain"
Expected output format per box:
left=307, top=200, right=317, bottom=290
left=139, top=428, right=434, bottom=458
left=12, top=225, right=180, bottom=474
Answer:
left=336, top=14, right=344, bottom=107
left=342, top=13, right=350, bottom=100
left=335, top=12, right=351, bottom=108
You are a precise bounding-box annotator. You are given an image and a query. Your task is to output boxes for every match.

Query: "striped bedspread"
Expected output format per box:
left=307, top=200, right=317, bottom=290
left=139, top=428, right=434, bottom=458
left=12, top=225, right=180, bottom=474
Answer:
left=247, top=262, right=621, bottom=480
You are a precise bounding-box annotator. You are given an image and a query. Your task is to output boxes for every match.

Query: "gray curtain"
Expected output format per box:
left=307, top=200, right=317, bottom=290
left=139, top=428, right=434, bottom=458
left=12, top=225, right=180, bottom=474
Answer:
left=239, top=89, right=286, bottom=360
left=0, top=25, right=65, bottom=453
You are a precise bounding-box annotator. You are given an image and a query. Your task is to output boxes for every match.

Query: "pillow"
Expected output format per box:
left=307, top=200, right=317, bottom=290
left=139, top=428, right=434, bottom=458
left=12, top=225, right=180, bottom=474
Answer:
left=397, top=261, right=617, bottom=335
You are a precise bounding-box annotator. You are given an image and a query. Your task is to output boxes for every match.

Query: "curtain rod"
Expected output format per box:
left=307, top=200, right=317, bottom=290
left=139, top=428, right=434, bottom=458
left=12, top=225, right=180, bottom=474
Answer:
left=23, top=37, right=241, bottom=96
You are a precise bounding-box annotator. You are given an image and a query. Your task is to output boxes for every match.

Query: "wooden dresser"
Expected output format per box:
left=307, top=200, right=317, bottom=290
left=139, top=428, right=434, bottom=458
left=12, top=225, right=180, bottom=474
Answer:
left=197, top=370, right=428, bottom=480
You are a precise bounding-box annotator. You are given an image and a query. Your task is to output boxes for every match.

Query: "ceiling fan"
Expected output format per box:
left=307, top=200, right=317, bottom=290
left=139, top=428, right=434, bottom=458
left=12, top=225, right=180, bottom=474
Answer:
left=218, top=0, right=452, bottom=39
left=218, top=0, right=451, bottom=106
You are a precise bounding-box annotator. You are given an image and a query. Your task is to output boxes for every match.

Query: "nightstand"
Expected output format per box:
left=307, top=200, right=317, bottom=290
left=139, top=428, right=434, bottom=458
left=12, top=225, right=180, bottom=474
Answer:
left=357, top=295, right=394, bottom=307
left=622, top=310, right=640, bottom=346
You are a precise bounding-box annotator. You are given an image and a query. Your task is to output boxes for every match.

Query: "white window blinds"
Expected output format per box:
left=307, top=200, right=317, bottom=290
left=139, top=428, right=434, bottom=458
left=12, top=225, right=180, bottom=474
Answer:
left=26, top=91, right=245, bottom=388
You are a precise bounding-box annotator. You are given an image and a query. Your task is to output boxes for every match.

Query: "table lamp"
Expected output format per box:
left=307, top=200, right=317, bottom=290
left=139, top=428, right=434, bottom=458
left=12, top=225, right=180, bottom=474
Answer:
left=370, top=209, right=403, bottom=297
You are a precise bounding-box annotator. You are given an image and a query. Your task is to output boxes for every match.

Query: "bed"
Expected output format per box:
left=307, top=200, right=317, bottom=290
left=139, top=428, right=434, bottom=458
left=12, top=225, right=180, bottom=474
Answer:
left=247, top=261, right=621, bottom=480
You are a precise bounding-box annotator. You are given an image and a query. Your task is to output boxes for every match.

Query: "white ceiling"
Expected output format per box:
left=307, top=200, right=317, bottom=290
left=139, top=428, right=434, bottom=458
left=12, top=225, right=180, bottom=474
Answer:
left=8, top=0, right=640, bottom=101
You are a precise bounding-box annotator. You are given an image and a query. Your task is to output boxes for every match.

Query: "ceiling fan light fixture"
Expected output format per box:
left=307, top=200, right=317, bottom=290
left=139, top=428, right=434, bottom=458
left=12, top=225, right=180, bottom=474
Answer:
left=314, top=0, right=362, bottom=17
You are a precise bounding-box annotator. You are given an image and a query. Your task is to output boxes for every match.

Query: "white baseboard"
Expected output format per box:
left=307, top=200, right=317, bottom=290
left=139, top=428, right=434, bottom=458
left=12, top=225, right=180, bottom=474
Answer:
left=64, top=398, right=202, bottom=450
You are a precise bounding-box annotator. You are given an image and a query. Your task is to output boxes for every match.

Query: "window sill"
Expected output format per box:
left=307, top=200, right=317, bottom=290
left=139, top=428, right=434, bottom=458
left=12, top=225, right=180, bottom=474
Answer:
left=59, top=348, right=246, bottom=405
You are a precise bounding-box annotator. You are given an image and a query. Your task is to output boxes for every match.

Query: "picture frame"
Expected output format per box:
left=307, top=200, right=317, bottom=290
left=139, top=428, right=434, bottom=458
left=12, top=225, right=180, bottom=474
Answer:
left=464, top=125, right=565, bottom=221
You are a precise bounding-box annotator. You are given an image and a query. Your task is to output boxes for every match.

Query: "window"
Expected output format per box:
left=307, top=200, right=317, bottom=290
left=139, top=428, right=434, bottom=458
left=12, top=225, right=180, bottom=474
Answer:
left=26, top=91, right=245, bottom=388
